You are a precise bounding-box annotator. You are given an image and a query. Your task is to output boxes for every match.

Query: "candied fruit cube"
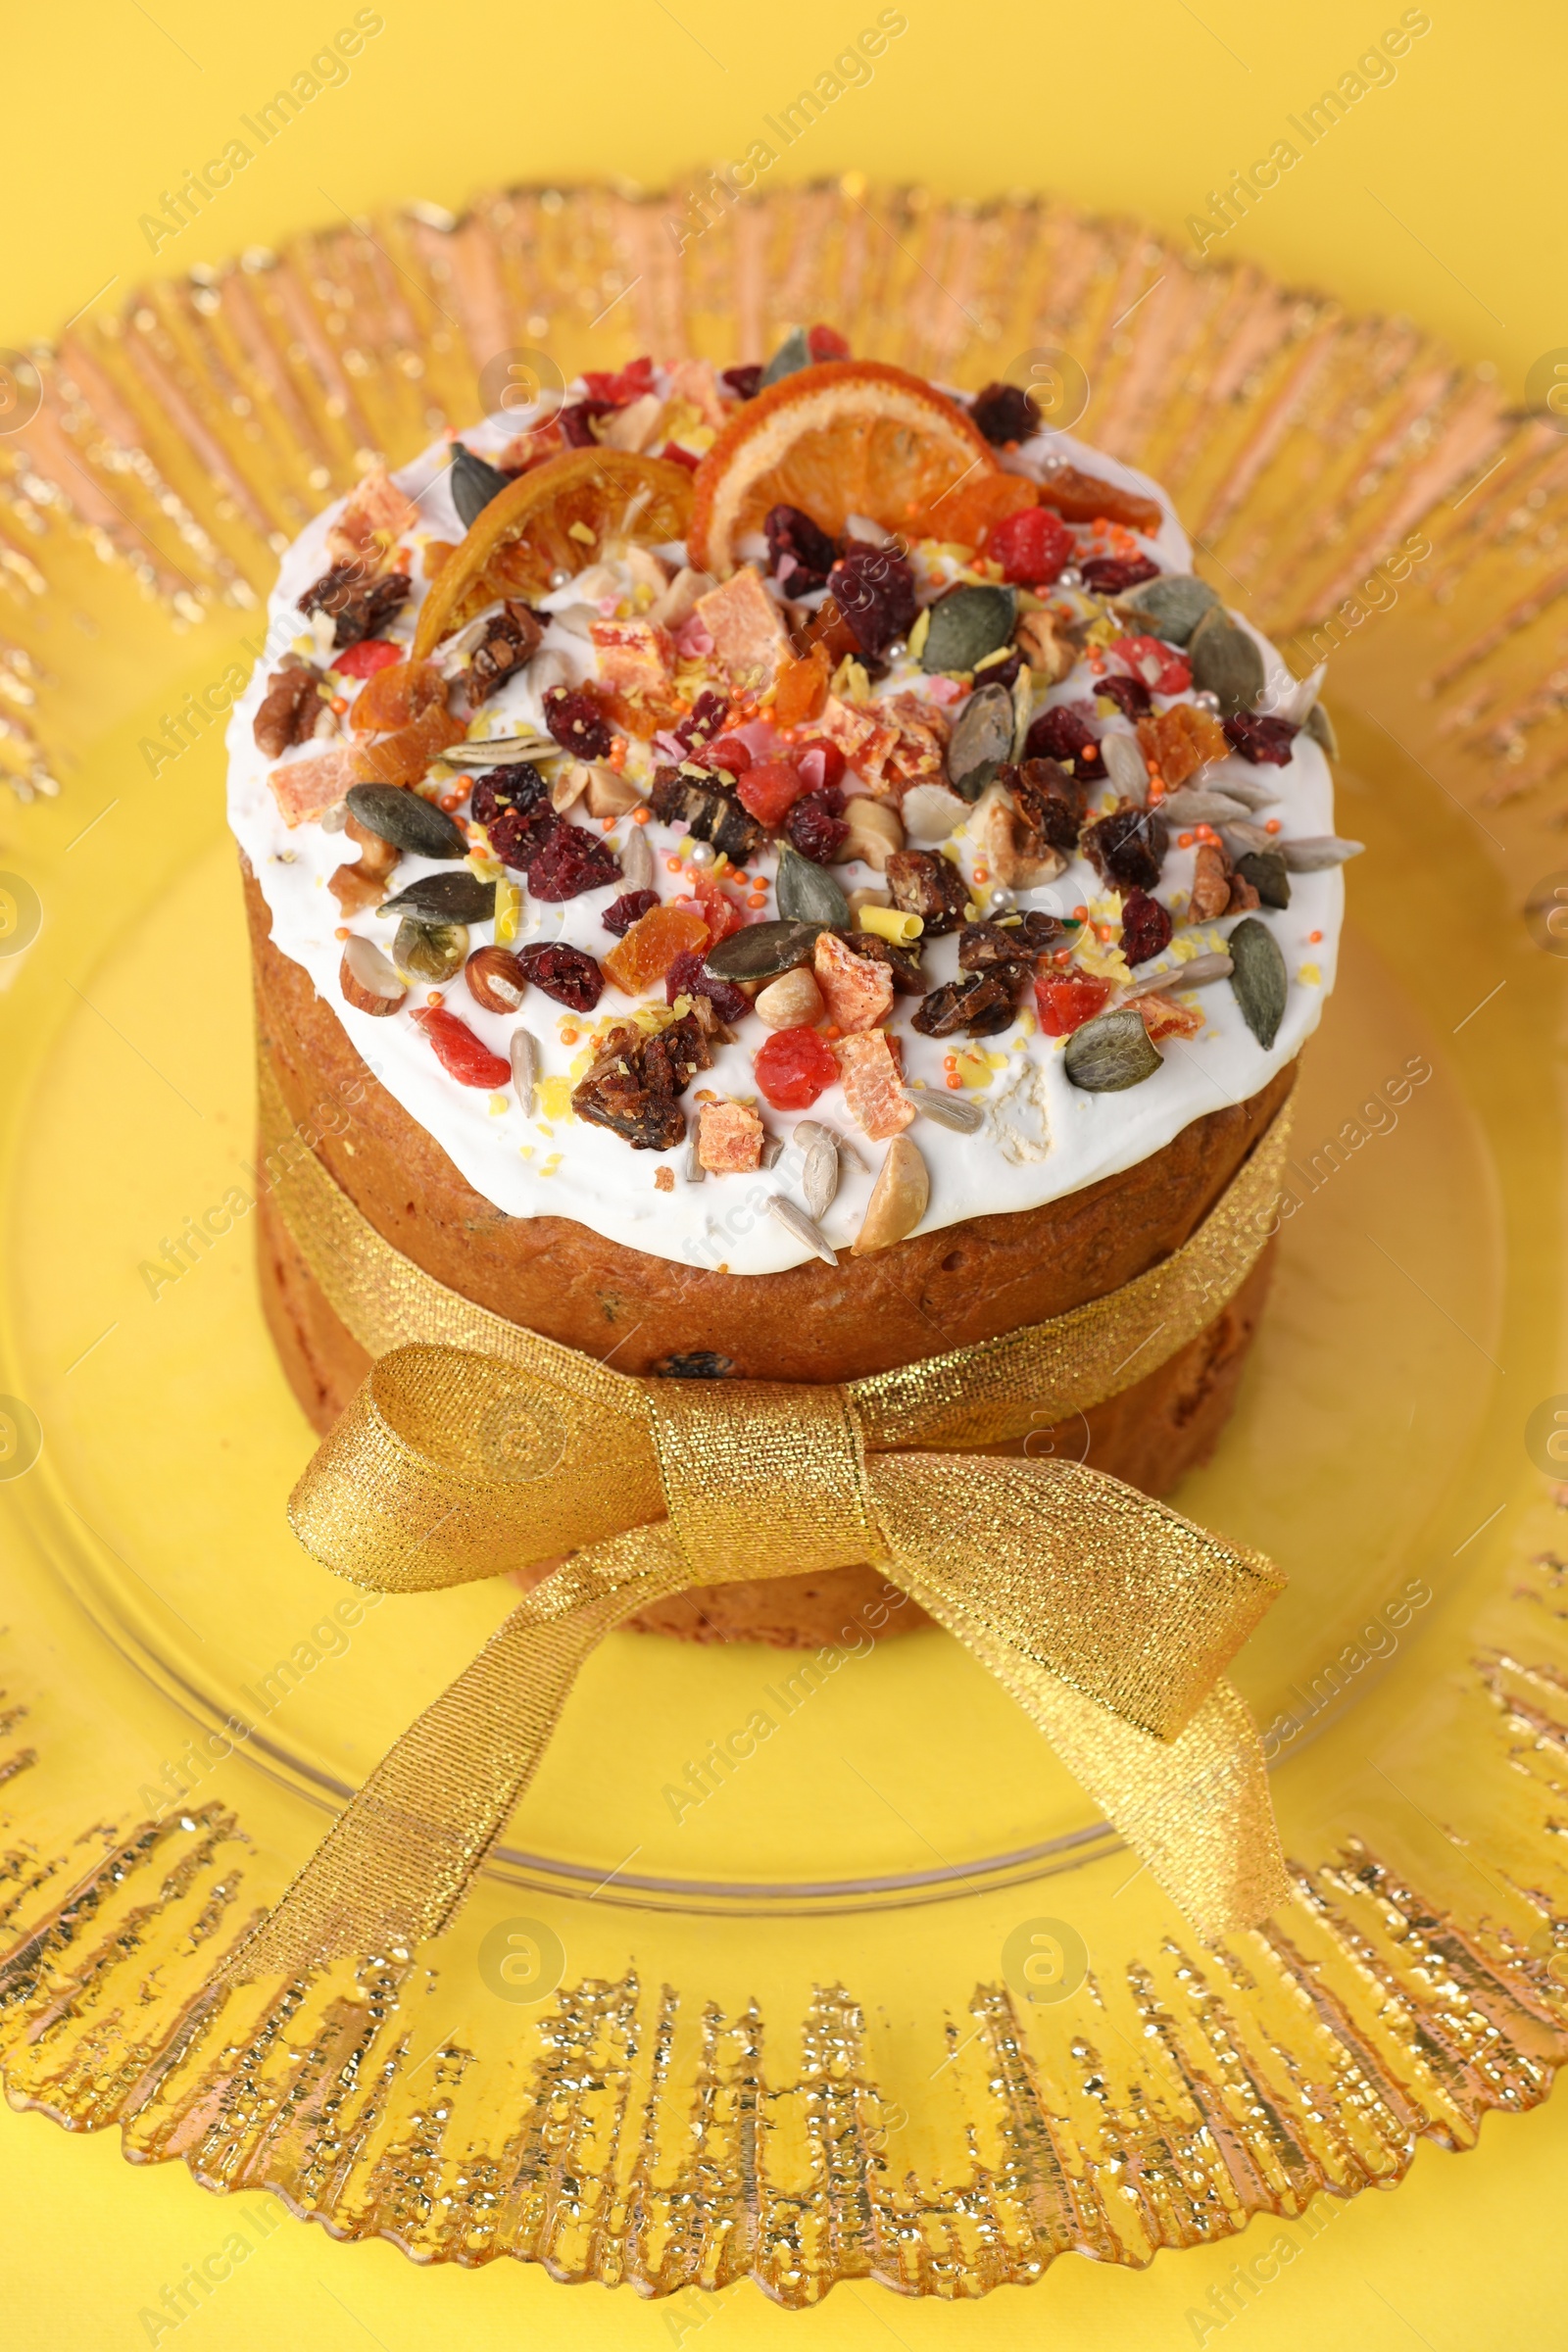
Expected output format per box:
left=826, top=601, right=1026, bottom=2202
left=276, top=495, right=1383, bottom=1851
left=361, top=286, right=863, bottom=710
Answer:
left=837, top=1031, right=913, bottom=1141
left=602, top=903, right=710, bottom=995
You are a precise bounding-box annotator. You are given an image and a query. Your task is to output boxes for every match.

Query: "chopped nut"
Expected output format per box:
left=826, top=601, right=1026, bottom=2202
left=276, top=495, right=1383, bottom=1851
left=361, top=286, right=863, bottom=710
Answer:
left=328, top=813, right=400, bottom=913
left=465, top=946, right=528, bottom=1013
left=1014, top=608, right=1074, bottom=684
left=1187, top=840, right=1233, bottom=922
left=851, top=1135, right=930, bottom=1254
left=840, top=796, right=905, bottom=872
left=339, top=935, right=406, bottom=1016
left=756, top=966, right=826, bottom=1029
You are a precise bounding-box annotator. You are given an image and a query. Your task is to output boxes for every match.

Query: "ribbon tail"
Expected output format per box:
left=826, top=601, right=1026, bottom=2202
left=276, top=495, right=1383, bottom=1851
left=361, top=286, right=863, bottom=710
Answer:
left=219, top=1524, right=694, bottom=1985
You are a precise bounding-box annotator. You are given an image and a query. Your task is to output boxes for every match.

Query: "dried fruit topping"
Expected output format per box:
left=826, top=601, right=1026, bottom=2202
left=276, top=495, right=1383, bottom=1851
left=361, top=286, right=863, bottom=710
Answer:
left=1063, top=1005, right=1162, bottom=1092
left=414, top=1006, right=514, bottom=1091
left=470, top=762, right=548, bottom=829
left=839, top=930, right=925, bottom=996
left=1035, top=465, right=1163, bottom=537
left=1096, top=672, right=1152, bottom=721
left=1034, top=971, right=1113, bottom=1036
left=1081, top=556, right=1160, bottom=596
left=557, top=398, right=617, bottom=447
left=602, top=888, right=661, bottom=937
left=764, top=503, right=838, bottom=592
left=1025, top=703, right=1105, bottom=780
left=697, top=1100, right=765, bottom=1173
left=986, top=505, right=1075, bottom=586
left=339, top=935, right=406, bottom=1016
left=674, top=865, right=748, bottom=943
left=648, top=762, right=769, bottom=864
left=394, top=916, right=468, bottom=983
left=1118, top=887, right=1174, bottom=966
left=1136, top=702, right=1229, bottom=787
left=602, top=902, right=710, bottom=994
left=969, top=382, right=1041, bottom=446
left=958, top=915, right=1054, bottom=974
left=721, top=363, right=764, bottom=401
left=664, top=950, right=750, bottom=1026
left=254, top=664, right=323, bottom=758
left=543, top=683, right=614, bottom=760
left=525, top=819, right=622, bottom=902
left=1109, top=634, right=1191, bottom=696
left=468, top=601, right=545, bottom=701
left=807, top=324, right=851, bottom=362
left=356, top=700, right=467, bottom=786
left=299, top=564, right=412, bottom=648
left=515, top=941, right=606, bottom=1011
left=737, top=758, right=808, bottom=828
left=828, top=543, right=918, bottom=658
left=911, top=972, right=1019, bottom=1039
left=772, top=644, right=833, bottom=728
left=572, top=1011, right=711, bottom=1150
left=836, top=1030, right=913, bottom=1141
left=813, top=931, right=894, bottom=1033
left=332, top=638, right=405, bottom=680
left=885, top=849, right=970, bottom=937
left=464, top=945, right=529, bottom=1012
left=383, top=869, right=497, bottom=923
left=1223, top=711, right=1299, bottom=764
left=784, top=789, right=850, bottom=865
left=754, top=1026, right=841, bottom=1111
left=674, top=689, right=730, bottom=754
left=1188, top=840, right=1233, bottom=922
left=708, top=734, right=751, bottom=777
left=1081, top=806, right=1169, bottom=893
left=794, top=736, right=847, bottom=793
left=1005, top=758, right=1088, bottom=856
left=345, top=783, right=466, bottom=859
left=1138, top=994, right=1203, bottom=1043
left=449, top=443, right=511, bottom=529
left=582, top=355, right=657, bottom=406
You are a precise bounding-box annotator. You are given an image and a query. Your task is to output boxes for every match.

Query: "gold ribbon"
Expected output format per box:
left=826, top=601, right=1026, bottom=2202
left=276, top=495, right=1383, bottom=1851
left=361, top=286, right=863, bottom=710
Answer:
left=228, top=1064, right=1295, bottom=1982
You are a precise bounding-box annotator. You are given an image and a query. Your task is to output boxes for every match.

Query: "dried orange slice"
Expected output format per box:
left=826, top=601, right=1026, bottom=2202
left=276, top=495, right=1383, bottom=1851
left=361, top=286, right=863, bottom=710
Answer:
left=413, top=450, right=694, bottom=660
left=689, top=361, right=998, bottom=577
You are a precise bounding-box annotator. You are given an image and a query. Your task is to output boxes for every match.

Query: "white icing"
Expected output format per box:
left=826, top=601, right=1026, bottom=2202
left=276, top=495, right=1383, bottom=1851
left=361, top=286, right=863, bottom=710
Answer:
left=226, top=396, right=1341, bottom=1276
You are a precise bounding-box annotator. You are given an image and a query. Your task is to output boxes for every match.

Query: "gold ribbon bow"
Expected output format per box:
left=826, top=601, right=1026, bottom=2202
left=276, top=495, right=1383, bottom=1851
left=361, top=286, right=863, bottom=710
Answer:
left=227, top=1068, right=1295, bottom=1984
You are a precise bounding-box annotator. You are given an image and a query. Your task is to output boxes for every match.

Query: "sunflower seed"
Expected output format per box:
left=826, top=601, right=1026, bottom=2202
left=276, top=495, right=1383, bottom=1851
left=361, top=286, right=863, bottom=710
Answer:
left=685, top=1137, right=706, bottom=1184
left=511, top=1026, right=539, bottom=1115
left=382, top=870, right=497, bottom=923
left=1233, top=850, right=1291, bottom=907
left=1188, top=608, right=1265, bottom=715
left=760, top=1133, right=785, bottom=1169
left=1120, top=951, right=1233, bottom=1001
left=902, top=1085, right=984, bottom=1132
left=441, top=733, right=561, bottom=767
left=1063, top=1005, right=1162, bottom=1091
left=450, top=442, right=511, bottom=529
left=1209, top=771, right=1278, bottom=810
left=707, top=915, right=824, bottom=980
left=774, top=845, right=851, bottom=927
left=1115, top=572, right=1220, bottom=646
left=946, top=680, right=1015, bottom=800
left=1227, top=916, right=1288, bottom=1047
left=795, top=1117, right=868, bottom=1173
left=1102, top=731, right=1149, bottom=805
left=345, top=783, right=467, bottom=859
left=1159, top=786, right=1252, bottom=824
left=797, top=1128, right=840, bottom=1218
left=1278, top=833, right=1362, bottom=871
left=618, top=821, right=656, bottom=890
left=1218, top=819, right=1274, bottom=858
left=767, top=1193, right=836, bottom=1264
left=921, top=584, right=1016, bottom=674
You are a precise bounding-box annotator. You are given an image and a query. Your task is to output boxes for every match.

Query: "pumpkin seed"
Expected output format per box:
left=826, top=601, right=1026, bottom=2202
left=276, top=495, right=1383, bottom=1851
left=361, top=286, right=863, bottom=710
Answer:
left=946, top=681, right=1016, bottom=801
left=382, top=870, right=497, bottom=923
left=345, top=784, right=467, bottom=859
left=1188, top=607, right=1264, bottom=714
left=1302, top=701, right=1339, bottom=758
left=1063, top=1005, right=1161, bottom=1091
left=1121, top=950, right=1233, bottom=1001
left=1277, top=834, right=1363, bottom=871
left=706, top=915, right=825, bottom=981
left=920, top=584, right=1016, bottom=675
left=394, top=915, right=468, bottom=983
left=1233, top=849, right=1291, bottom=907
left=774, top=845, right=851, bottom=928
left=1102, top=731, right=1149, bottom=805
left=1227, top=916, right=1288, bottom=1047
left=767, top=1193, right=836, bottom=1264
left=1115, top=572, right=1220, bottom=646
left=450, top=442, right=510, bottom=529
left=903, top=1086, right=984, bottom=1132
left=759, top=327, right=811, bottom=388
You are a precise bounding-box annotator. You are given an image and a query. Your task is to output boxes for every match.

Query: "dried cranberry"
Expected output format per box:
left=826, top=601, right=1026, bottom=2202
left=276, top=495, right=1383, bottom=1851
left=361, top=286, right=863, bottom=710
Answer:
left=1118, top=888, right=1173, bottom=966
left=525, top=821, right=622, bottom=901
left=807, top=324, right=851, bottom=361
left=1223, top=712, right=1299, bottom=764
left=978, top=649, right=1024, bottom=694
left=661, top=442, right=700, bottom=472
left=764, top=503, right=838, bottom=592
left=558, top=399, right=616, bottom=447
left=603, top=888, right=661, bottom=936
left=1097, top=672, right=1152, bottom=720
left=1025, top=704, right=1105, bottom=780
left=514, top=942, right=605, bottom=1011
left=333, top=638, right=404, bottom=679
left=721, top=363, right=764, bottom=400
left=987, top=506, right=1074, bottom=586
left=1080, top=556, right=1160, bottom=595
left=664, top=950, right=750, bottom=1026
left=674, top=689, right=730, bottom=753
left=709, top=735, right=751, bottom=776
left=544, top=683, right=614, bottom=760
left=784, top=790, right=849, bottom=864
left=828, top=542, right=917, bottom=659
left=969, top=381, right=1042, bottom=446
left=469, top=762, right=548, bottom=828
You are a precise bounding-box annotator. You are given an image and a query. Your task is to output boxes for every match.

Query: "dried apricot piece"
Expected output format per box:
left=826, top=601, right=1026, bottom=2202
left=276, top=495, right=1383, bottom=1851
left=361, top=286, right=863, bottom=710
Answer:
left=602, top=903, right=710, bottom=995
left=773, top=644, right=832, bottom=728
left=813, top=932, right=894, bottom=1033
left=356, top=701, right=466, bottom=785
left=348, top=658, right=447, bottom=735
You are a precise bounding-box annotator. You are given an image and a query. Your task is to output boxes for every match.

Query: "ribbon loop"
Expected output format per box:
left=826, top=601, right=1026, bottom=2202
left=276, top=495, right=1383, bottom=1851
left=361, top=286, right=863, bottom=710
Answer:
left=644, top=1378, right=879, bottom=1582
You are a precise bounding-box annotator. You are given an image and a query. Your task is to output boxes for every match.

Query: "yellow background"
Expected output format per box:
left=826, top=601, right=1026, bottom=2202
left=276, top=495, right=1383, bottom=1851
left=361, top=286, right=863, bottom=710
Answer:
left=5, top=0, right=1565, bottom=2342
